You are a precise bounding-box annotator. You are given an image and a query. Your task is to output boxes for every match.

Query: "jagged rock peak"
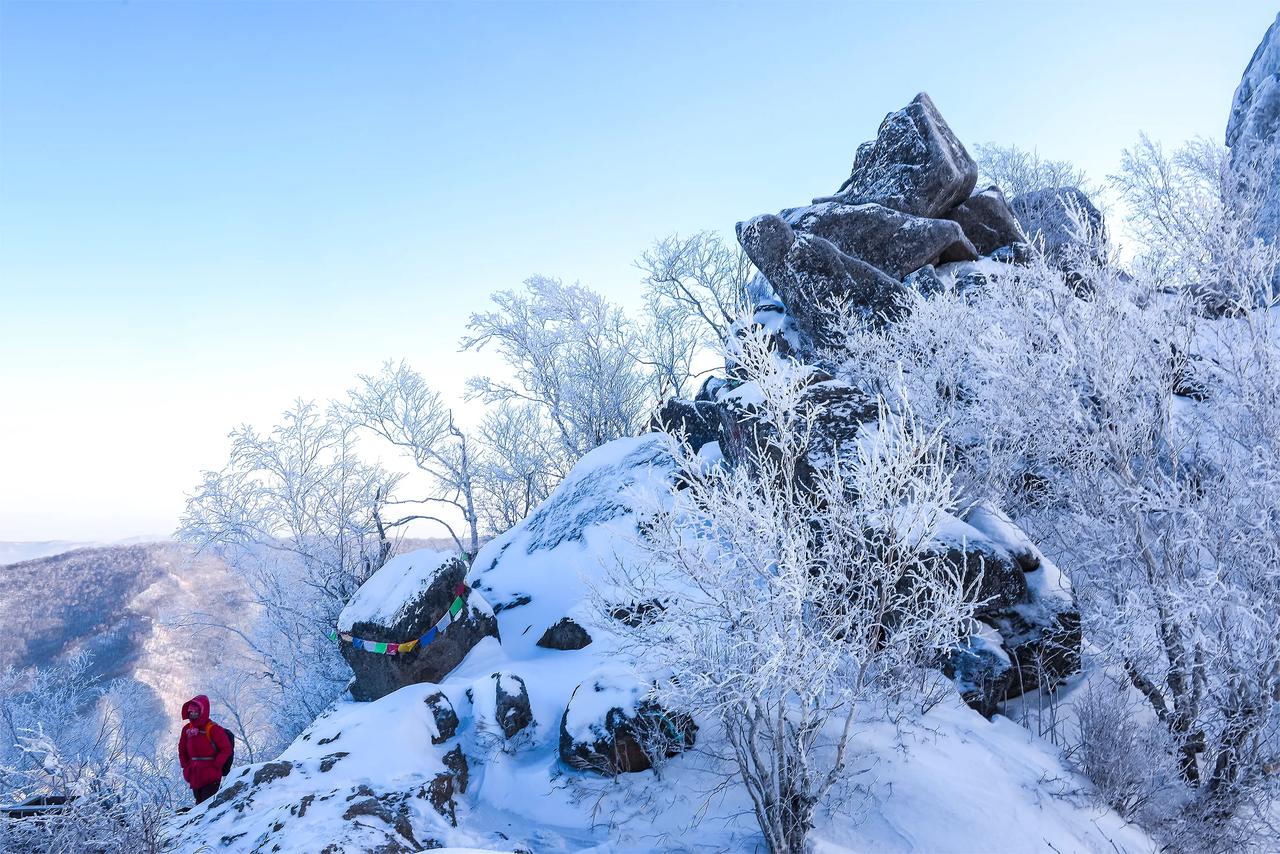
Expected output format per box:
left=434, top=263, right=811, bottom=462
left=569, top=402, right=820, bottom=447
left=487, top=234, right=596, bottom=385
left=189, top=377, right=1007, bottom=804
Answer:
left=825, top=92, right=978, bottom=218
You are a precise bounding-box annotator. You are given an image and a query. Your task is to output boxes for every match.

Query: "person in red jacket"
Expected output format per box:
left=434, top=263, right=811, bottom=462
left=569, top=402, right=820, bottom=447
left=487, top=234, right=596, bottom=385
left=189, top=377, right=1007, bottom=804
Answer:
left=177, top=695, right=232, bottom=805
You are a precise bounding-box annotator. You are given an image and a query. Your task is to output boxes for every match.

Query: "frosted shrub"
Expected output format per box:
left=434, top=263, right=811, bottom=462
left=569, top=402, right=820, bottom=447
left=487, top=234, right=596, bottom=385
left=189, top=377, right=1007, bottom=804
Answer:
left=604, top=329, right=977, bottom=854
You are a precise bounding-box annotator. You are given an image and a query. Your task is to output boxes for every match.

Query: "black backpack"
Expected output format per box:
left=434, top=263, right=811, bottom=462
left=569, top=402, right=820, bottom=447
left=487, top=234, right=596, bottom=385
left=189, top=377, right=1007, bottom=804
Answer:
left=221, top=728, right=235, bottom=776
left=203, top=722, right=235, bottom=776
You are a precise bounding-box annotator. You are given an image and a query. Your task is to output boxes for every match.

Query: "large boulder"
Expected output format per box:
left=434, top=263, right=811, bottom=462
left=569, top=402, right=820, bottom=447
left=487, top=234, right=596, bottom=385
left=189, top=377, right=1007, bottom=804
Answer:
left=928, top=523, right=1028, bottom=616
left=338, top=551, right=499, bottom=702
left=650, top=398, right=722, bottom=452
left=944, top=621, right=1014, bottom=719
left=1010, top=187, right=1106, bottom=267
left=736, top=214, right=907, bottom=346
left=559, top=668, right=696, bottom=775
left=825, top=92, right=978, bottom=218
left=1226, top=13, right=1280, bottom=282
left=783, top=201, right=978, bottom=278
left=945, top=186, right=1026, bottom=255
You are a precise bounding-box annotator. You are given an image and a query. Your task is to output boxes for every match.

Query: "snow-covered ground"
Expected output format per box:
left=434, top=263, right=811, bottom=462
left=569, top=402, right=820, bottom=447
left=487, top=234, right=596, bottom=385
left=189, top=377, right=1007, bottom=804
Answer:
left=170, top=434, right=1156, bottom=853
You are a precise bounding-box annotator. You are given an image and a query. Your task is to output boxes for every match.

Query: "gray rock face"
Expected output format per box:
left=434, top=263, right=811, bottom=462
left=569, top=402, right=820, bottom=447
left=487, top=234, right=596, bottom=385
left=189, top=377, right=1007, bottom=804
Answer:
left=1010, top=187, right=1106, bottom=266
left=784, top=201, right=978, bottom=278
left=736, top=214, right=907, bottom=345
left=715, top=374, right=878, bottom=491
left=827, top=92, right=978, bottom=218
left=650, top=398, right=722, bottom=452
left=946, top=186, right=1025, bottom=255
left=536, top=617, right=593, bottom=650
left=1227, top=13, right=1280, bottom=267
left=932, top=539, right=1028, bottom=617
left=1227, top=13, right=1280, bottom=152
left=341, top=556, right=500, bottom=702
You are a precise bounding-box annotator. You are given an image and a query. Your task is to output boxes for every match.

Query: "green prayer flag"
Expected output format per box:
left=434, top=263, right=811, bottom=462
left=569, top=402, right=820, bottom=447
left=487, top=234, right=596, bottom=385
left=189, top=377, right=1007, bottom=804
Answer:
left=328, top=629, right=338, bottom=642
left=371, top=641, right=387, bottom=654
left=449, top=596, right=464, bottom=617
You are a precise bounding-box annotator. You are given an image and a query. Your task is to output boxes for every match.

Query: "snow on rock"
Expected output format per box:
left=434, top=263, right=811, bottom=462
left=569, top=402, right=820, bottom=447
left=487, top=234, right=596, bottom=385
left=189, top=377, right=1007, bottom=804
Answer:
left=558, top=666, right=697, bottom=775
left=338, top=550, right=456, bottom=630
left=339, top=551, right=499, bottom=702
left=167, top=432, right=1151, bottom=853
left=824, top=91, right=978, bottom=218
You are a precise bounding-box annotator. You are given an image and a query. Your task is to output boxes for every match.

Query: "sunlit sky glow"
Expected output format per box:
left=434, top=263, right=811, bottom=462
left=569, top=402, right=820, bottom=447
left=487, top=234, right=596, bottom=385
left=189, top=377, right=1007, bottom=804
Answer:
left=1, top=0, right=1276, bottom=540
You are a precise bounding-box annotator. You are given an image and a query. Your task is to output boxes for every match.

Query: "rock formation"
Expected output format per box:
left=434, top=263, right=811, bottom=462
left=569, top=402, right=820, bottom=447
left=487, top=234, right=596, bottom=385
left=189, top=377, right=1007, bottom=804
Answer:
left=655, top=91, right=1089, bottom=717
left=1227, top=12, right=1280, bottom=285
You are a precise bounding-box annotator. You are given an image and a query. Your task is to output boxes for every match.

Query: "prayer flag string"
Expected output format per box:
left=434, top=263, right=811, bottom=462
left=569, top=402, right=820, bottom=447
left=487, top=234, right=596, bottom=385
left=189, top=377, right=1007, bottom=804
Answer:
left=333, top=582, right=477, bottom=655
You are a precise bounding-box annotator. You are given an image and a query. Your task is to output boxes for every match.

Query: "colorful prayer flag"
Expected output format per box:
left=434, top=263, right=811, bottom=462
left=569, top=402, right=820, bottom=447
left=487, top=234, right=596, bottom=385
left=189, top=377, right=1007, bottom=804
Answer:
left=449, top=596, right=464, bottom=617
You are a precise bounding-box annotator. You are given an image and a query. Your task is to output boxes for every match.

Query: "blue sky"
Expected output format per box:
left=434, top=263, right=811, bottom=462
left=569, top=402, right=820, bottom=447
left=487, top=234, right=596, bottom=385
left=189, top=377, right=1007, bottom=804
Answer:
left=1, top=0, right=1276, bottom=540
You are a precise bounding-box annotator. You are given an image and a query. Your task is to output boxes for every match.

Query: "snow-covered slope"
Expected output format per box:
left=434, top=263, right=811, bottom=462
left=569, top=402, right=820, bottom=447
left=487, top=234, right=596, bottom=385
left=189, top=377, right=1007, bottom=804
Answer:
left=170, top=434, right=1155, bottom=853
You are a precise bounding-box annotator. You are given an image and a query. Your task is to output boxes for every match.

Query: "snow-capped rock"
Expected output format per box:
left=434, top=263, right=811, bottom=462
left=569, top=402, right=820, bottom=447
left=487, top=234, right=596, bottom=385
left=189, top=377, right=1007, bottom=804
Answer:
left=338, top=551, right=499, bottom=701
left=825, top=92, right=979, bottom=218
left=558, top=666, right=697, bottom=775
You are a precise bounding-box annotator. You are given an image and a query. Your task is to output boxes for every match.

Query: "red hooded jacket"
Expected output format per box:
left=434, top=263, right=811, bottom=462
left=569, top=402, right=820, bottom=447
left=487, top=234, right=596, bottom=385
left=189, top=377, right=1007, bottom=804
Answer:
left=178, top=695, right=231, bottom=790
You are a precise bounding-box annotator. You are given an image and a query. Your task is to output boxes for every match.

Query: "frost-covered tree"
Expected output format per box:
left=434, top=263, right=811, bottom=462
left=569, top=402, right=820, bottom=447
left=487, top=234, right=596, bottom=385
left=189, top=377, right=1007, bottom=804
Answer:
left=973, top=142, right=1095, bottom=197
left=343, top=360, right=482, bottom=557
left=637, top=231, right=753, bottom=398
left=472, top=402, right=566, bottom=537
left=1113, top=134, right=1278, bottom=310
left=178, top=401, right=397, bottom=749
left=604, top=329, right=976, bottom=854
left=462, top=276, right=651, bottom=459
left=0, top=656, right=178, bottom=853
left=826, top=161, right=1280, bottom=846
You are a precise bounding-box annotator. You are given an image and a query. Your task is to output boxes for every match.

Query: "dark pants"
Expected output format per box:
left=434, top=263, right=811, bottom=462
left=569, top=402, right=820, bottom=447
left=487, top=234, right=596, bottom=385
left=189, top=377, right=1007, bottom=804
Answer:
left=192, top=779, right=221, bottom=805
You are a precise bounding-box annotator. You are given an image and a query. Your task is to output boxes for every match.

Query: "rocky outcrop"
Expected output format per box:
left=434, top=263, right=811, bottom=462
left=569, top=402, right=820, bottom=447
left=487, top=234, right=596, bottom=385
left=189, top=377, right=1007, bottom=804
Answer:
left=945, top=186, right=1025, bottom=255
left=490, top=672, right=534, bottom=740
left=1010, top=186, right=1106, bottom=268
left=1227, top=13, right=1280, bottom=286
left=669, top=93, right=1085, bottom=719
left=784, top=201, right=978, bottom=278
left=826, top=92, right=978, bottom=218
left=339, top=553, right=499, bottom=702
left=736, top=214, right=908, bottom=345
left=424, top=691, right=458, bottom=744
left=559, top=669, right=697, bottom=775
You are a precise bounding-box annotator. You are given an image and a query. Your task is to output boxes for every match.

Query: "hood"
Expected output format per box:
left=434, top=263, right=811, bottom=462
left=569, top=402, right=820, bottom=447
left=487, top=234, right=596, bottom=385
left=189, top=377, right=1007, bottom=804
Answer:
left=182, top=694, right=210, bottom=726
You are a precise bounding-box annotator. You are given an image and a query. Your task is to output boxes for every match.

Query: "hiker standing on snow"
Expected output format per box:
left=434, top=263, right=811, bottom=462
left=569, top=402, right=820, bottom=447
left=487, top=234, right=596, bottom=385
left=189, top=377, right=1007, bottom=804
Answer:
left=178, top=695, right=233, bottom=805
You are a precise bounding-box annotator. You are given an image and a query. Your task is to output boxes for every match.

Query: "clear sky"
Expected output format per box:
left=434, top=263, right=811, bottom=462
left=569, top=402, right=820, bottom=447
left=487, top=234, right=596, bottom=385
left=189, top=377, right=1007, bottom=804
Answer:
left=1, top=0, right=1276, bottom=541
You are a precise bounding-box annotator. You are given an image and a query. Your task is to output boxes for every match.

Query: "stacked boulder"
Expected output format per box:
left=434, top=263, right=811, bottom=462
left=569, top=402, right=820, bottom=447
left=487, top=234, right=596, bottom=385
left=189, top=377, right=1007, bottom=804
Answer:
left=658, top=92, right=1092, bottom=716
